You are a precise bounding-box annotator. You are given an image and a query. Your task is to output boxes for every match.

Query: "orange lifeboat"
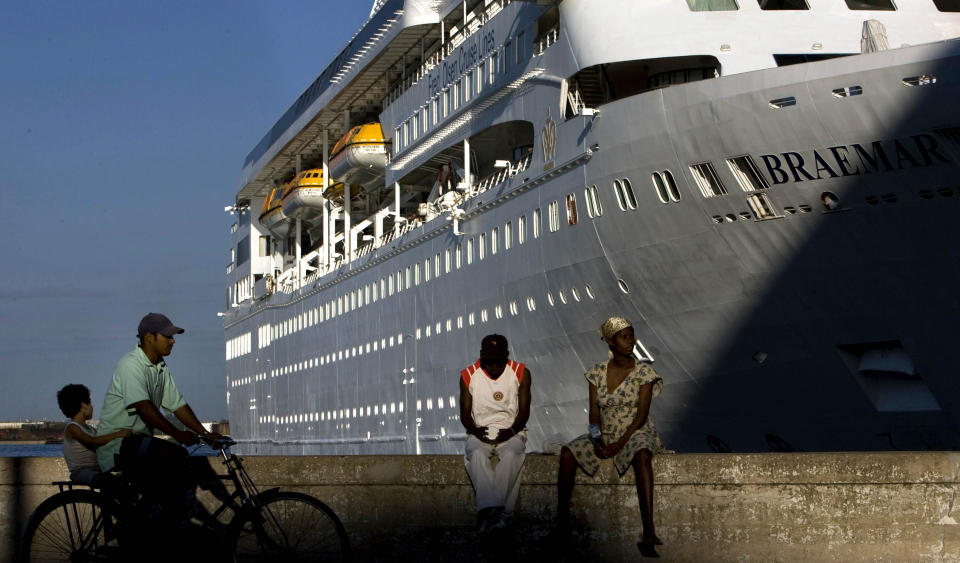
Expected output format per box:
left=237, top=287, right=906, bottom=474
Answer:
left=328, top=123, right=390, bottom=187
left=258, top=186, right=291, bottom=238
left=280, top=168, right=327, bottom=222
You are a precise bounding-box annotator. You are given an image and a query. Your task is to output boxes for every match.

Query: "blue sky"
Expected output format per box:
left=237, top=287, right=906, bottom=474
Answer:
left=0, top=1, right=370, bottom=421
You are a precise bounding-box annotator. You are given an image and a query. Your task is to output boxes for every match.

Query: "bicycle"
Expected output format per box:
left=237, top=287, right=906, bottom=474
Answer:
left=19, top=436, right=350, bottom=562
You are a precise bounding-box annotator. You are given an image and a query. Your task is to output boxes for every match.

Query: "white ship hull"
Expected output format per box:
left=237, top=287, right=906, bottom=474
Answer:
left=225, top=0, right=960, bottom=454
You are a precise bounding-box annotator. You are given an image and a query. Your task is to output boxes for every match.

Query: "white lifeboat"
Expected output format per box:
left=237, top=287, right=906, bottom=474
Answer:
left=328, top=123, right=390, bottom=187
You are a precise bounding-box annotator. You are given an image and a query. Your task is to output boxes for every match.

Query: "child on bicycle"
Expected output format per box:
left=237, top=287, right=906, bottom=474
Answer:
left=57, top=384, right=131, bottom=487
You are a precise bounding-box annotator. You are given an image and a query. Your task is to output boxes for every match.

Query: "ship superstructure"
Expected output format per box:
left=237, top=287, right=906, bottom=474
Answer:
left=225, top=0, right=960, bottom=454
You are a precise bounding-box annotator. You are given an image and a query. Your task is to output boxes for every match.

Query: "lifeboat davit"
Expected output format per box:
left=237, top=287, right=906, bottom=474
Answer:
left=280, top=168, right=327, bottom=222
left=258, top=186, right=292, bottom=238
left=328, top=123, right=390, bottom=187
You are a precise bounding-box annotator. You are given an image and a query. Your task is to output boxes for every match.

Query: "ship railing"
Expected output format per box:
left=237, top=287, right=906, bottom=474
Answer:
left=382, top=0, right=512, bottom=108
left=534, top=26, right=559, bottom=57
left=471, top=154, right=532, bottom=197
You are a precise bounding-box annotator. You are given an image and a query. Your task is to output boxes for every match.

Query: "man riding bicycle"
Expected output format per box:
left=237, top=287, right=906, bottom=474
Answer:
left=95, top=313, right=230, bottom=534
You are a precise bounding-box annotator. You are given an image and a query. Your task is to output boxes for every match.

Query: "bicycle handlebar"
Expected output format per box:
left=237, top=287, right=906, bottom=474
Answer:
left=200, top=435, right=237, bottom=450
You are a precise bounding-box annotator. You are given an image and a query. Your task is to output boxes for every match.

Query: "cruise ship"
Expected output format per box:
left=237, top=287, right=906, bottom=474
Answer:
left=224, top=0, right=960, bottom=455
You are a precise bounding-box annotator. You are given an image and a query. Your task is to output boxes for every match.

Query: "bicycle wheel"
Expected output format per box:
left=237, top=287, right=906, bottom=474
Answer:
left=20, top=489, right=121, bottom=562
left=232, top=490, right=349, bottom=562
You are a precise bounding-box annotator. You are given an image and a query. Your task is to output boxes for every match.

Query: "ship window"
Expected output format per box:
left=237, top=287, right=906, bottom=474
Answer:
left=469, top=312, right=475, bottom=326
left=584, top=185, right=603, bottom=217
left=558, top=289, right=567, bottom=304
left=259, top=236, right=270, bottom=257
left=747, top=193, right=778, bottom=219
left=454, top=80, right=461, bottom=110
left=690, top=162, right=728, bottom=197
left=623, top=178, right=637, bottom=208
left=572, top=287, right=581, bottom=302
left=653, top=173, right=670, bottom=203
left=614, top=180, right=627, bottom=210
left=457, top=316, right=463, bottom=329
left=424, top=258, right=430, bottom=282
left=492, top=227, right=499, bottom=255
left=479, top=233, right=487, bottom=259
left=844, top=0, right=895, bottom=9
left=664, top=170, right=681, bottom=201
left=412, top=113, right=419, bottom=140
left=585, top=284, right=595, bottom=299
left=509, top=301, right=519, bottom=316
left=445, top=249, right=451, bottom=273
left=388, top=274, right=394, bottom=296
left=478, top=62, right=486, bottom=92
left=686, top=0, right=739, bottom=10
left=456, top=243, right=463, bottom=268
left=727, top=156, right=769, bottom=191
left=504, top=41, right=512, bottom=72
left=431, top=98, right=439, bottom=125
left=490, top=52, right=498, bottom=83
left=566, top=193, right=579, bottom=225
left=934, top=0, right=960, bottom=10
left=495, top=305, right=504, bottom=319
left=468, top=238, right=475, bottom=264
left=519, top=215, right=527, bottom=244
left=395, top=127, right=402, bottom=150
left=505, top=222, right=512, bottom=250
left=397, top=269, right=404, bottom=292
left=548, top=201, right=560, bottom=232
left=466, top=71, right=474, bottom=101
left=444, top=88, right=452, bottom=115
left=414, top=263, right=421, bottom=285
left=533, top=208, right=542, bottom=238
left=758, top=0, right=808, bottom=8
left=481, top=309, right=488, bottom=323
left=365, top=285, right=370, bottom=303
left=526, top=297, right=536, bottom=311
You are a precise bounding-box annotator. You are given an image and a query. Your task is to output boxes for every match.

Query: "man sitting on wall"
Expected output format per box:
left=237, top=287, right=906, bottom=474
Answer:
left=459, top=334, right=533, bottom=533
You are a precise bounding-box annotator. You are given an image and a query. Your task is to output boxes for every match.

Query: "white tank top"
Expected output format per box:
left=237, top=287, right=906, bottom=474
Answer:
left=462, top=359, right=526, bottom=438
left=62, top=421, right=99, bottom=475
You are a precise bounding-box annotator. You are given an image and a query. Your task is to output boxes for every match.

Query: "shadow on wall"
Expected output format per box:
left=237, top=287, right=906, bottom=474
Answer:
left=667, top=50, right=960, bottom=453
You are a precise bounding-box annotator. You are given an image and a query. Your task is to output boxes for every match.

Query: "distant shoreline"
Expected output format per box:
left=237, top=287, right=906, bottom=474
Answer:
left=0, top=440, right=46, bottom=445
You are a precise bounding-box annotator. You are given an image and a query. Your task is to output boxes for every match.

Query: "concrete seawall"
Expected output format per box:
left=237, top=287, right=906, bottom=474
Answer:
left=3, top=452, right=959, bottom=561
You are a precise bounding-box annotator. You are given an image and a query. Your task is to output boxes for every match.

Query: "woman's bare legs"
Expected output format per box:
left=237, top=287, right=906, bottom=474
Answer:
left=557, top=446, right=579, bottom=522
left=633, top=448, right=660, bottom=544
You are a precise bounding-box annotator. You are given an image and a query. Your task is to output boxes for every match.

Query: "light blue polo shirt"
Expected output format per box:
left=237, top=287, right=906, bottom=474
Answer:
left=96, top=346, right=187, bottom=471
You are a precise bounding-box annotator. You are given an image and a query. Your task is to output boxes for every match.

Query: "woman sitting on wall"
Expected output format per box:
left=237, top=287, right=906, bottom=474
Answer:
left=556, top=316, right=665, bottom=557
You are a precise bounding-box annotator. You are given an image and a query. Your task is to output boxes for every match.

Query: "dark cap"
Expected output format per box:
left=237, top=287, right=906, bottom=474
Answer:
left=480, top=334, right=509, bottom=360
left=137, top=313, right=185, bottom=338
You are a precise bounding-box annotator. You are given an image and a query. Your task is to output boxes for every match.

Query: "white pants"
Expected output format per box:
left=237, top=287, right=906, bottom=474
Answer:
left=464, top=433, right=526, bottom=512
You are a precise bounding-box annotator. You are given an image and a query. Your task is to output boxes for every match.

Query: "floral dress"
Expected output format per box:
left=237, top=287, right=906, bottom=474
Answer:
left=565, top=361, right=664, bottom=476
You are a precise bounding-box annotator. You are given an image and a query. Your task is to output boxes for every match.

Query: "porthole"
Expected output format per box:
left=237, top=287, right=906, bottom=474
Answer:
left=585, top=284, right=595, bottom=299
left=571, top=287, right=581, bottom=302
left=617, top=279, right=630, bottom=294
left=509, top=301, right=518, bottom=316
left=558, top=290, right=567, bottom=304
left=547, top=292, right=555, bottom=306
left=526, top=297, right=536, bottom=311
left=652, top=172, right=670, bottom=203
left=711, top=215, right=724, bottom=224
left=663, top=170, right=681, bottom=202
left=481, top=309, right=488, bottom=323
left=495, top=305, right=504, bottom=319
